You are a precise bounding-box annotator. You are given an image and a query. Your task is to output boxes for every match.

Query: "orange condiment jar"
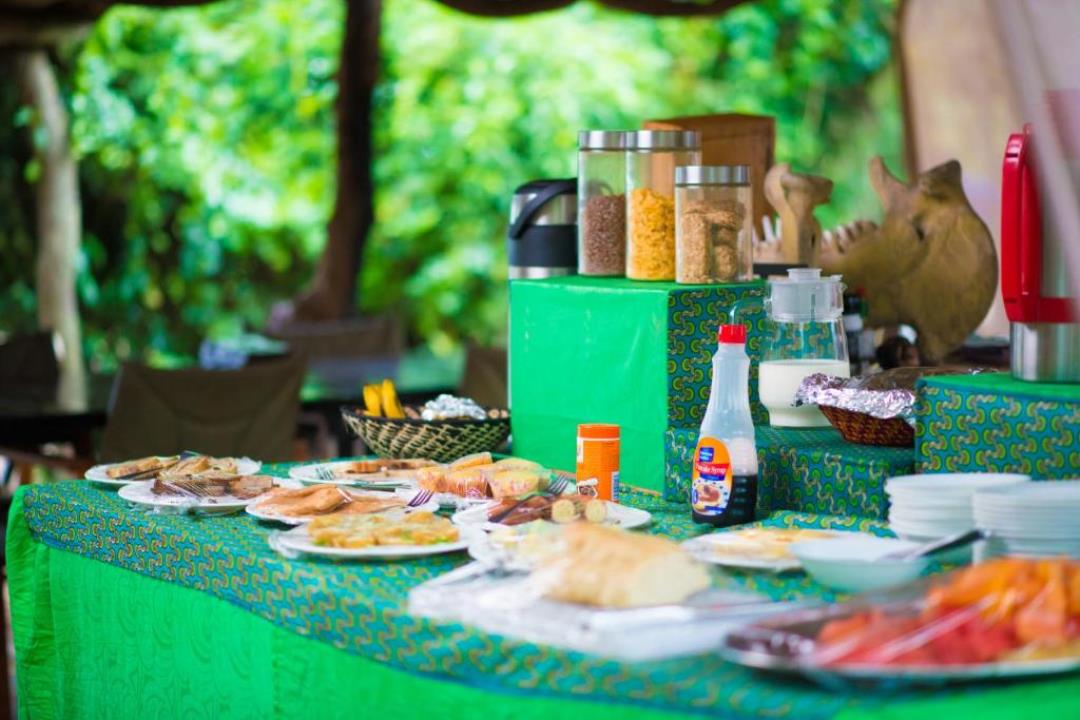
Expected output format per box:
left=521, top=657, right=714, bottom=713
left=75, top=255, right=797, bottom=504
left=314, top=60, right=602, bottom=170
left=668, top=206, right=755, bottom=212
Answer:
left=576, top=423, right=620, bottom=502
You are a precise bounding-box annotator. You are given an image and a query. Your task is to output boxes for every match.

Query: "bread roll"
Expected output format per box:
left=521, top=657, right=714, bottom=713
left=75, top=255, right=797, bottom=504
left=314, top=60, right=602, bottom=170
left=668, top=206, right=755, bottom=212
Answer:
left=493, top=457, right=544, bottom=471
left=417, top=466, right=448, bottom=494
left=541, top=524, right=709, bottom=608
left=445, top=468, right=490, bottom=498
left=488, top=469, right=541, bottom=499
left=449, top=452, right=494, bottom=471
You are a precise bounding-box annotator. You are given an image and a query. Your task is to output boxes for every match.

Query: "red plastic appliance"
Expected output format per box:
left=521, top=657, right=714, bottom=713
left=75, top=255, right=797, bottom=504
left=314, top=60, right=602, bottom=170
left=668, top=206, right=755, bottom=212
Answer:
left=1001, top=124, right=1080, bottom=382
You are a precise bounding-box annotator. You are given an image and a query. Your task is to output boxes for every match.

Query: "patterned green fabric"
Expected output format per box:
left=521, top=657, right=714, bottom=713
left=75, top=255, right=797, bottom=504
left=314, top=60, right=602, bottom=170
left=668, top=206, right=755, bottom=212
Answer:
left=14, top=474, right=890, bottom=719
left=665, top=282, right=769, bottom=427
left=665, top=426, right=914, bottom=516
left=916, top=373, right=1080, bottom=478
left=11, top=472, right=1080, bottom=719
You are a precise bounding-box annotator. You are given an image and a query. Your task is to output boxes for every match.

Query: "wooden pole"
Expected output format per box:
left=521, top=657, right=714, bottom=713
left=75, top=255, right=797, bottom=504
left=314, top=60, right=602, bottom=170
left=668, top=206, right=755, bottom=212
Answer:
left=14, top=49, right=85, bottom=381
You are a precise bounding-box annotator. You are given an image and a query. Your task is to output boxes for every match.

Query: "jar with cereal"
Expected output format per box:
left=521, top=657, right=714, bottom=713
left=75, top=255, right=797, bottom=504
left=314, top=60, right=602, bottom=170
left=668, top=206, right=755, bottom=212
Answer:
left=577, top=131, right=629, bottom=276
left=675, top=165, right=753, bottom=284
left=625, top=131, right=701, bottom=281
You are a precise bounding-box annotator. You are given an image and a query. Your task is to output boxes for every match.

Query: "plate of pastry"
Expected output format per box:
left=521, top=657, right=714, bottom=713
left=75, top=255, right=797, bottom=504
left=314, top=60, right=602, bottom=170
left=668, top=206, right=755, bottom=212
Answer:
left=86, top=454, right=261, bottom=486
left=246, top=484, right=439, bottom=525
left=288, top=458, right=436, bottom=486
left=272, top=510, right=484, bottom=560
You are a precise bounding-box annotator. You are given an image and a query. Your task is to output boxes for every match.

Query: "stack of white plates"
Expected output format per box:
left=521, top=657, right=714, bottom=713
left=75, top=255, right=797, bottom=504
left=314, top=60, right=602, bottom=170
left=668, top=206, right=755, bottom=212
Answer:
left=886, top=473, right=1031, bottom=541
left=974, top=481, right=1080, bottom=557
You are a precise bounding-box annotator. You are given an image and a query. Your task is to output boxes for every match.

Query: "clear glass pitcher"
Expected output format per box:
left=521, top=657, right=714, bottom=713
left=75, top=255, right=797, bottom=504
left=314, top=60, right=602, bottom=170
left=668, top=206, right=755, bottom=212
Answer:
left=759, top=268, right=849, bottom=427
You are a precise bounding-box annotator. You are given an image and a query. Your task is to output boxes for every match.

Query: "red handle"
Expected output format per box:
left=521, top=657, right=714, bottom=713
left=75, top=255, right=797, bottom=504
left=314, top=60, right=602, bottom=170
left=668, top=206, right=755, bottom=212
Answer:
left=1000, top=127, right=1043, bottom=323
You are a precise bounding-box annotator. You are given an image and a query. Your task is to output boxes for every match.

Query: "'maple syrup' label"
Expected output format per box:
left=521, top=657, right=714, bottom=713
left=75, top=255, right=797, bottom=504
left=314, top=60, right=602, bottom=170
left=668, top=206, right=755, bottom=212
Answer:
left=691, top=437, right=732, bottom=515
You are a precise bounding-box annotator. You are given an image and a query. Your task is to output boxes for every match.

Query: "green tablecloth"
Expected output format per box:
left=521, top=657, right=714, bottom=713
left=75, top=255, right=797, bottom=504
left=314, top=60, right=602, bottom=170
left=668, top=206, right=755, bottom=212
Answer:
left=8, top=469, right=1080, bottom=719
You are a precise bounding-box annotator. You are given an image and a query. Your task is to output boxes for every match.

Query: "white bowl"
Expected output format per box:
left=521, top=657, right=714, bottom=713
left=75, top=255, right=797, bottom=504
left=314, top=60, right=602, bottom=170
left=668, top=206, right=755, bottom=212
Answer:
left=791, top=536, right=930, bottom=593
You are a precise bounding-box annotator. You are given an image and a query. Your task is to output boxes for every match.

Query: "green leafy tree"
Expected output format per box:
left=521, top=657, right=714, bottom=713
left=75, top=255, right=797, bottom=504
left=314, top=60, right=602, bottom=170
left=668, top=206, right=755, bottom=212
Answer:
left=0, top=0, right=900, bottom=367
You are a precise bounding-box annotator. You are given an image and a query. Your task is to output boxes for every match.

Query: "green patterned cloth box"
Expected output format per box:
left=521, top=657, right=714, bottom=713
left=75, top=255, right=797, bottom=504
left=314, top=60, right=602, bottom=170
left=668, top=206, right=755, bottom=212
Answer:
left=665, top=426, right=914, bottom=517
left=14, top=473, right=917, bottom=720
left=510, top=276, right=767, bottom=492
left=916, top=372, right=1080, bottom=478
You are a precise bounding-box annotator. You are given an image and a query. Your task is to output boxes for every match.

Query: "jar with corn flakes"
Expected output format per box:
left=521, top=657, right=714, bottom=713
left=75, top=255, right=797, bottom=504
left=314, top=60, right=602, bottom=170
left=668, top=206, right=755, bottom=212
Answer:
left=625, top=131, right=701, bottom=281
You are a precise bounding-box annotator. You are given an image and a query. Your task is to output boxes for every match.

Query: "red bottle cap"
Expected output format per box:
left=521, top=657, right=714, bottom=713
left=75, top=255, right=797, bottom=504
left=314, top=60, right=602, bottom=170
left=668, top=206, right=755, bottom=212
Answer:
left=718, top=323, right=747, bottom=344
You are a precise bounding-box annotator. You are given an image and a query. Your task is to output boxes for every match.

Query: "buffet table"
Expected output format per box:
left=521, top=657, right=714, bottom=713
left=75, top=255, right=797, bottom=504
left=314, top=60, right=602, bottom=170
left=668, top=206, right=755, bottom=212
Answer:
left=9, top=467, right=1080, bottom=720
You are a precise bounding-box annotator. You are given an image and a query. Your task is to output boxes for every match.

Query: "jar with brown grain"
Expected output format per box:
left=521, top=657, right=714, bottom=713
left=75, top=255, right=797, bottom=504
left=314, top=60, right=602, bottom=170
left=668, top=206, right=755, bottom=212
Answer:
left=675, top=165, right=753, bottom=285
left=577, top=131, right=629, bottom=276
left=626, top=131, right=701, bottom=281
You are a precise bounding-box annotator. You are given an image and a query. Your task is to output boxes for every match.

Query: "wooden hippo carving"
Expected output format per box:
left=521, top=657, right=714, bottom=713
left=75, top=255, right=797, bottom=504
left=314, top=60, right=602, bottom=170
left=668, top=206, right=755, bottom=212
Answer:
left=820, top=157, right=997, bottom=363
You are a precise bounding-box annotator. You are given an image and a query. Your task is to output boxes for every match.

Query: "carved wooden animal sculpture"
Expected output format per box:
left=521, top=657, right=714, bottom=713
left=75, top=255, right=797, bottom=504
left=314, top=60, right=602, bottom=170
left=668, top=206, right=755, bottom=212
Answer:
left=763, top=162, right=834, bottom=265
left=820, top=157, right=997, bottom=363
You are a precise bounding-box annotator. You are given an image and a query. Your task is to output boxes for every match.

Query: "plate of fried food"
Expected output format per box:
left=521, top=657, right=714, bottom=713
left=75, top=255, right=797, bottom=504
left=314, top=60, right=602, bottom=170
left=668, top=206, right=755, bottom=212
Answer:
left=288, top=458, right=437, bottom=487
left=86, top=454, right=261, bottom=486
left=682, top=527, right=850, bottom=572
left=246, top=484, right=439, bottom=525
left=272, top=510, right=484, bottom=559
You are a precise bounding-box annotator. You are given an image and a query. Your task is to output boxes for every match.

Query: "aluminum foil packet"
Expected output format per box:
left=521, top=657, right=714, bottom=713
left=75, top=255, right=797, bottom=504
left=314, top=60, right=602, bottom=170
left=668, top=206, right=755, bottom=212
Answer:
left=794, top=367, right=992, bottom=424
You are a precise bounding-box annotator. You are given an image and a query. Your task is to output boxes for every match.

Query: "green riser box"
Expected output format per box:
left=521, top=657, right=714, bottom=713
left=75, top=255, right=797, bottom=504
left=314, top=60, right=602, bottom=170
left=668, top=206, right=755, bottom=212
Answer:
left=509, top=276, right=767, bottom=492
left=665, top=426, right=914, bottom=518
left=916, top=373, right=1080, bottom=478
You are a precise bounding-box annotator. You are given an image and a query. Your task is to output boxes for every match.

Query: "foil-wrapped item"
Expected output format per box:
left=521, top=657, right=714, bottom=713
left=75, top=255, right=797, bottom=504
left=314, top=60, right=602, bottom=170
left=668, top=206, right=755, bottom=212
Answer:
left=794, top=367, right=991, bottom=424
left=421, top=394, right=487, bottom=421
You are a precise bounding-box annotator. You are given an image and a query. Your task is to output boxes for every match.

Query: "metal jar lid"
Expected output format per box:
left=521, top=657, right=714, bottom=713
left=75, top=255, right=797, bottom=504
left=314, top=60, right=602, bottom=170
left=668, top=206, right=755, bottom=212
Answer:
left=629, top=130, right=701, bottom=151
left=675, top=165, right=751, bottom=186
left=578, top=130, right=630, bottom=150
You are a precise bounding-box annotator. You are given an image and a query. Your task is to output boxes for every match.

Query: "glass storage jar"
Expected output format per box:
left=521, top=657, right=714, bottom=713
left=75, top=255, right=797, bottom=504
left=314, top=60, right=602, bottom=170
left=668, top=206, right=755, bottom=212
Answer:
left=675, top=165, right=753, bottom=284
left=625, top=130, right=701, bottom=280
left=577, top=131, right=629, bottom=276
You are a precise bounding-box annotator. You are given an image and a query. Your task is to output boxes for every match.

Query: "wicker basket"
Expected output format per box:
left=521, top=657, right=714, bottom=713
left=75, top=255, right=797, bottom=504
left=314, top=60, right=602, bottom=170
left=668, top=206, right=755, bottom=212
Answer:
left=819, top=405, right=914, bottom=447
left=341, top=406, right=511, bottom=463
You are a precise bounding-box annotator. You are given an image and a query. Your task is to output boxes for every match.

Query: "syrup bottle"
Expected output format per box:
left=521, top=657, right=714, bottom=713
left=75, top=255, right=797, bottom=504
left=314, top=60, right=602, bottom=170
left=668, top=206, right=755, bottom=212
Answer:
left=691, top=323, right=759, bottom=527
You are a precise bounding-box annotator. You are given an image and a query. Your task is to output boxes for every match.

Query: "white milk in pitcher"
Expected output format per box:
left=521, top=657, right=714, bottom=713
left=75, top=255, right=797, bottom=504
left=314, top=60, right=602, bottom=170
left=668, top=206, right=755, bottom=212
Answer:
left=759, top=358, right=850, bottom=427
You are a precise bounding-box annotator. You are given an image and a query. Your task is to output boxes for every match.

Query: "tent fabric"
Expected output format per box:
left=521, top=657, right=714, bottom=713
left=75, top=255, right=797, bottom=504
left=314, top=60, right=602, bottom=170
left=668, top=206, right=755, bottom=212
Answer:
left=432, top=0, right=749, bottom=18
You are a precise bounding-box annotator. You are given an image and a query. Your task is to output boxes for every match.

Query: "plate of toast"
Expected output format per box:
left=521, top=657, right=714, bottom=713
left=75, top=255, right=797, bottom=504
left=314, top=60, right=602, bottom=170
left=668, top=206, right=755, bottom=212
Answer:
left=86, top=454, right=262, bottom=486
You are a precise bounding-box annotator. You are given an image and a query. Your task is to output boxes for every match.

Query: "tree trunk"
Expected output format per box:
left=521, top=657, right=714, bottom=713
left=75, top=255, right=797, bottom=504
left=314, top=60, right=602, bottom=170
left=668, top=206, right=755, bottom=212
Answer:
left=14, top=49, right=85, bottom=382
left=272, top=0, right=380, bottom=326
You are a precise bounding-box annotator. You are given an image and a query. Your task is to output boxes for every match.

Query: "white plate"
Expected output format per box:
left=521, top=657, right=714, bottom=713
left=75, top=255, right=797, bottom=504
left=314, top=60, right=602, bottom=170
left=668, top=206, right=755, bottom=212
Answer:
left=886, top=473, right=1031, bottom=495
left=118, top=476, right=297, bottom=514
left=451, top=500, right=652, bottom=531
left=288, top=460, right=426, bottom=487
left=246, top=490, right=440, bottom=525
left=888, top=517, right=974, bottom=534
left=682, top=529, right=850, bottom=572
left=974, top=480, right=1080, bottom=505
left=466, top=521, right=568, bottom=571
left=273, top=523, right=483, bottom=560
left=86, top=456, right=262, bottom=486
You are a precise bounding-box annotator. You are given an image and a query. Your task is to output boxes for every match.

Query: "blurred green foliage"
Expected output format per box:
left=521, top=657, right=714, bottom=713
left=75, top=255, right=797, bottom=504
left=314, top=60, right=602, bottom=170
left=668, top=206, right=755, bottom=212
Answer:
left=0, top=0, right=900, bottom=367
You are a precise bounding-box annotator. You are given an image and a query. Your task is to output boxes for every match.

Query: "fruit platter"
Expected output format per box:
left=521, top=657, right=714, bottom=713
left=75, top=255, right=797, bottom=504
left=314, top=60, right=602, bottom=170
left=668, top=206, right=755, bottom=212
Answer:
left=721, top=557, right=1080, bottom=685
